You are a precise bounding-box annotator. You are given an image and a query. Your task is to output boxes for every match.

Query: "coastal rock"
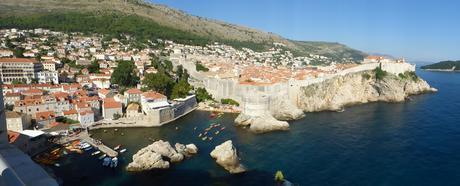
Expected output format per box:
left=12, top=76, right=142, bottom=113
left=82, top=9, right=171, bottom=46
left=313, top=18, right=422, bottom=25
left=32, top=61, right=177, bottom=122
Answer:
left=126, top=150, right=169, bottom=171
left=127, top=140, right=198, bottom=172
left=149, top=140, right=184, bottom=163
left=235, top=113, right=289, bottom=133
left=270, top=98, right=305, bottom=121
left=210, top=140, right=246, bottom=174
left=175, top=143, right=198, bottom=157
left=297, top=71, right=437, bottom=112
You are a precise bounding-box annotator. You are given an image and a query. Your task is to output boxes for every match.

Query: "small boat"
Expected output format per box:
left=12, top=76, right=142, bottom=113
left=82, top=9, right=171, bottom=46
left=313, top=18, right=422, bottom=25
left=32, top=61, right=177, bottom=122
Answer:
left=91, top=151, right=101, bottom=156
left=119, top=149, right=127, bottom=153
left=208, top=137, right=213, bottom=141
left=110, top=157, right=118, bottom=168
left=198, top=133, right=202, bottom=137
left=54, top=163, right=60, bottom=167
left=202, top=136, right=208, bottom=141
left=193, top=127, right=197, bottom=130
left=175, top=127, right=179, bottom=130
left=220, top=127, right=226, bottom=131
left=102, top=157, right=111, bottom=166
left=114, top=145, right=121, bottom=151
left=215, top=131, right=220, bottom=135
left=98, top=154, right=107, bottom=160
left=337, top=108, right=345, bottom=113
left=80, top=143, right=90, bottom=149
left=84, top=147, right=93, bottom=151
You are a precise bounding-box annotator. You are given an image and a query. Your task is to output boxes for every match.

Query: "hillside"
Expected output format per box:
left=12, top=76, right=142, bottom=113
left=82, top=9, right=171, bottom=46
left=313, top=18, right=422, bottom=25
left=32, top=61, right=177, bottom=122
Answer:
left=421, top=61, right=460, bottom=71
left=0, top=0, right=366, bottom=62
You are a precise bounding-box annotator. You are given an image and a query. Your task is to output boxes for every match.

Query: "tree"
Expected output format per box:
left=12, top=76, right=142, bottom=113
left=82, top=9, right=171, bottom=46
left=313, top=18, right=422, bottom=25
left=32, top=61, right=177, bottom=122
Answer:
left=111, top=60, right=139, bottom=87
left=171, top=80, right=192, bottom=99
left=88, top=60, right=100, bottom=73
left=195, top=61, right=209, bottom=72
left=195, top=87, right=213, bottom=102
left=12, top=79, right=26, bottom=85
left=142, top=72, right=175, bottom=96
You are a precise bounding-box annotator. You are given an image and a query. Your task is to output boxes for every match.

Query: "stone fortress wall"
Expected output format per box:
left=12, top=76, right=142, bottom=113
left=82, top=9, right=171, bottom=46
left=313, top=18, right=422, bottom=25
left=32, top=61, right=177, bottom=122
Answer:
left=170, top=54, right=416, bottom=117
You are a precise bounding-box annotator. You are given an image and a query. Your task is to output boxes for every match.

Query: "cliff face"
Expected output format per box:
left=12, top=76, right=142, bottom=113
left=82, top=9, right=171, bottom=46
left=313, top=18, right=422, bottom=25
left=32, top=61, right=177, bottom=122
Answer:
left=235, top=70, right=437, bottom=134
left=297, top=71, right=437, bottom=112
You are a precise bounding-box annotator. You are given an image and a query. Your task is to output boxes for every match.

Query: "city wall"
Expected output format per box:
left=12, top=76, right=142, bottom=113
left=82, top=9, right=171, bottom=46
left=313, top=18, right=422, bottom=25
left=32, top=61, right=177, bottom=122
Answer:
left=170, top=55, right=416, bottom=117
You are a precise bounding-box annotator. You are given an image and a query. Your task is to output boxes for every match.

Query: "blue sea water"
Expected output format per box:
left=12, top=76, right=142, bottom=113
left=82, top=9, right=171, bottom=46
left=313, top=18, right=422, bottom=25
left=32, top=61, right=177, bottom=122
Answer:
left=51, top=69, right=460, bottom=186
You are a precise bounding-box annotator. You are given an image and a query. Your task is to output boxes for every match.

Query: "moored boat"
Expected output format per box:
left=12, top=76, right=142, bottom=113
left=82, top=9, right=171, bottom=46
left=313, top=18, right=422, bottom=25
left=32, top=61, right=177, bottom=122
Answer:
left=119, top=149, right=127, bottom=153
left=114, top=145, right=121, bottom=151
left=91, top=151, right=101, bottom=156
left=98, top=154, right=107, bottom=160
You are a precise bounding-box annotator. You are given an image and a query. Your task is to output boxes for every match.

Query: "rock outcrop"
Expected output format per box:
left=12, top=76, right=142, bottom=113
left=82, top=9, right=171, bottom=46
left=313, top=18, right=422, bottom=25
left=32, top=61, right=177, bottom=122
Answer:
left=126, top=140, right=198, bottom=172
left=210, top=140, right=246, bottom=174
left=297, top=71, right=437, bottom=112
left=235, top=113, right=290, bottom=133
left=175, top=143, right=198, bottom=157
left=234, top=70, right=436, bottom=134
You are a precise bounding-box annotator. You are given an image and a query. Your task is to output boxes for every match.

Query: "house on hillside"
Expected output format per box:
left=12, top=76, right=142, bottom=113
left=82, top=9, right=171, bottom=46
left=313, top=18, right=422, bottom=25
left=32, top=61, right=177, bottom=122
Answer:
left=102, top=98, right=122, bottom=120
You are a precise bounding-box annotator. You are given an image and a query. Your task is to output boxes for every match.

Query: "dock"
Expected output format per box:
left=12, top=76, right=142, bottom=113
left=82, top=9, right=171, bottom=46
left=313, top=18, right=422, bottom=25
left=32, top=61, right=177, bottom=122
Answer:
left=79, top=132, right=118, bottom=157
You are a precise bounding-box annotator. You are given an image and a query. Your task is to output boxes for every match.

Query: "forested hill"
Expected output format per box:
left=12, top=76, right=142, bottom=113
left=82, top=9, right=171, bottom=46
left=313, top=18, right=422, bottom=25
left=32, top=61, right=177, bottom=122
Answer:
left=0, top=0, right=366, bottom=62
left=421, top=61, right=460, bottom=71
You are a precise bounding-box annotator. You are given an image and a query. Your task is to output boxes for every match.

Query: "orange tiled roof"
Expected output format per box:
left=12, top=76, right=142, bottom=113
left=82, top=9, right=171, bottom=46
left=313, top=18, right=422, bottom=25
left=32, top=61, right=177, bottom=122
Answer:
left=35, top=111, right=56, bottom=120
left=126, top=88, right=143, bottom=94
left=142, top=91, right=166, bottom=100
left=0, top=58, right=38, bottom=63
left=103, top=99, right=122, bottom=109
left=63, top=109, right=78, bottom=115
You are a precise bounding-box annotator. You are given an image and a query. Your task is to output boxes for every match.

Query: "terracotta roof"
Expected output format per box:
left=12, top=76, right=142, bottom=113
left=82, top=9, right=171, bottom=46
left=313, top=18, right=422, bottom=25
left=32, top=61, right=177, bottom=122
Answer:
left=5, top=92, right=21, bottom=97
left=142, top=91, right=166, bottom=100
left=21, top=89, right=44, bottom=95
left=98, top=89, right=111, bottom=95
left=35, top=111, right=56, bottom=120
left=79, top=110, right=94, bottom=116
left=63, top=109, right=78, bottom=115
left=0, top=58, right=38, bottom=63
left=126, top=88, right=143, bottom=95
left=103, top=98, right=122, bottom=109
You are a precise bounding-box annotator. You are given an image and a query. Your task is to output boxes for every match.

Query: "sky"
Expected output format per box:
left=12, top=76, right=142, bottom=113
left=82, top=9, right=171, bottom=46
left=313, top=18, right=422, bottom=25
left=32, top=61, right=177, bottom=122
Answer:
left=151, top=0, right=459, bottom=62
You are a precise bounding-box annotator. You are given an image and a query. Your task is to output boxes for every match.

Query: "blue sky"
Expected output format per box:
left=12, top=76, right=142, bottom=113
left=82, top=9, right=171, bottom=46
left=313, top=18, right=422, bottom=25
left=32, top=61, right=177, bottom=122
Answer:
left=151, top=0, right=459, bottom=62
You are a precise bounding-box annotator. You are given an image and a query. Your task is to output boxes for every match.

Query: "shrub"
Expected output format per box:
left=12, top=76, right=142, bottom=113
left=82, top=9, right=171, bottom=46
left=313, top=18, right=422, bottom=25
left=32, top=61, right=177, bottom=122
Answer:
left=195, top=61, right=209, bottom=72
left=362, top=73, right=371, bottom=80
left=374, top=67, right=387, bottom=80
left=220, top=98, right=240, bottom=106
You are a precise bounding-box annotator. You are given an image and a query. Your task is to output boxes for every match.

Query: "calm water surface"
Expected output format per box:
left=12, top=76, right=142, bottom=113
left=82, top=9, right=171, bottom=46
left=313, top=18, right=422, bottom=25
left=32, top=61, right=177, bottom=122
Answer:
left=51, top=69, right=460, bottom=186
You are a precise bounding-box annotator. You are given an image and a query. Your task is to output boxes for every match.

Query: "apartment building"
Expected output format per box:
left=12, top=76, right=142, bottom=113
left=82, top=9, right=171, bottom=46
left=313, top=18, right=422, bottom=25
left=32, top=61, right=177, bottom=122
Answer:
left=0, top=58, right=43, bottom=84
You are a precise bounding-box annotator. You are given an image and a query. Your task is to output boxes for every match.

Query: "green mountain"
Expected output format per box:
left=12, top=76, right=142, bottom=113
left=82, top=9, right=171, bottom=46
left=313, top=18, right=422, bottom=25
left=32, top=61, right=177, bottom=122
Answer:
left=0, top=0, right=367, bottom=62
left=421, top=61, right=460, bottom=71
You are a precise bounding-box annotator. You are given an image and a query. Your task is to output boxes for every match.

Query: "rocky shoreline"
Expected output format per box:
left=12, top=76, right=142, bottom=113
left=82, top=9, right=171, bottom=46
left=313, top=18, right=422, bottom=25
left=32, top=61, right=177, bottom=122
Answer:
left=235, top=70, right=437, bottom=133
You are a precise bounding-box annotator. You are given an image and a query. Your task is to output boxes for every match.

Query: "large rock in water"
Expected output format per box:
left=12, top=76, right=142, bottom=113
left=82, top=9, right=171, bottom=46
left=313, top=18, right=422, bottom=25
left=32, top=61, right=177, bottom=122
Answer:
left=126, top=150, right=169, bottom=171
left=297, top=71, right=437, bottom=112
left=210, top=140, right=246, bottom=174
left=126, top=140, right=197, bottom=172
left=175, top=143, right=198, bottom=157
left=235, top=113, right=289, bottom=133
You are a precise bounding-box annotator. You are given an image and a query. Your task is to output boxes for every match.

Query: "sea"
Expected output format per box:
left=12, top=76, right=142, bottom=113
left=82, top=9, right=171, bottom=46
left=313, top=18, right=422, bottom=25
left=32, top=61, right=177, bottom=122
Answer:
left=50, top=68, right=460, bottom=186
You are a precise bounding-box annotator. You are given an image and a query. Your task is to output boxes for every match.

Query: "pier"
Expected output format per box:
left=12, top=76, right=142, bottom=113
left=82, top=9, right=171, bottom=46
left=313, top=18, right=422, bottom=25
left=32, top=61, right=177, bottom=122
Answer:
left=56, top=131, right=118, bottom=157
left=79, top=132, right=118, bottom=157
